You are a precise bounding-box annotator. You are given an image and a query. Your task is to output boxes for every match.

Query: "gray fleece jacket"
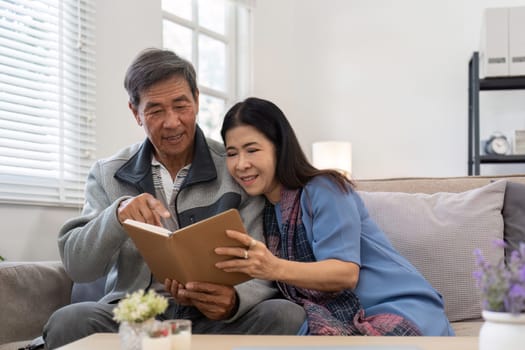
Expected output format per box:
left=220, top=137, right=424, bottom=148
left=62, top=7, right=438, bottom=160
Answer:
left=58, top=127, right=276, bottom=321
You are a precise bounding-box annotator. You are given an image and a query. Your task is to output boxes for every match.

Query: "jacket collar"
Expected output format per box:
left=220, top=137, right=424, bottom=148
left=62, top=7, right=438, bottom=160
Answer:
left=115, top=126, right=217, bottom=193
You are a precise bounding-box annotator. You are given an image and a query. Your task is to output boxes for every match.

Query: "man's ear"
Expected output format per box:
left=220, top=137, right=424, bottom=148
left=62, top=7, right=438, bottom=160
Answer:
left=129, top=101, right=142, bottom=126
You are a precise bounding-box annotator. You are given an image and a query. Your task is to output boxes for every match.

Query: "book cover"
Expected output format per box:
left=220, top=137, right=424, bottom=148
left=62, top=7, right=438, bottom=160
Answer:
left=123, top=208, right=252, bottom=286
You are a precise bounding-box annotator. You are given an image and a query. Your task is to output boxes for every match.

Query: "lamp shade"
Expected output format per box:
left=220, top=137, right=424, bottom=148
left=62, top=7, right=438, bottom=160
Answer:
left=312, top=141, right=352, bottom=176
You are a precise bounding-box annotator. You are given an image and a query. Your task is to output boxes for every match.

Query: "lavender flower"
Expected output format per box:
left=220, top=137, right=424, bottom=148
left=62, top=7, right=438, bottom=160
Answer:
left=473, top=241, right=525, bottom=314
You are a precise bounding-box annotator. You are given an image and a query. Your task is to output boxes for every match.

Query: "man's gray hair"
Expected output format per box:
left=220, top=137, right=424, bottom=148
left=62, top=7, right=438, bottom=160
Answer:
left=124, top=48, right=198, bottom=107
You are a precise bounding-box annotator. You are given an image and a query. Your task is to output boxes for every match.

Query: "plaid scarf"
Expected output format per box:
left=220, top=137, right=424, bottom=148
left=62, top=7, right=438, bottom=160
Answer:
left=263, top=187, right=422, bottom=336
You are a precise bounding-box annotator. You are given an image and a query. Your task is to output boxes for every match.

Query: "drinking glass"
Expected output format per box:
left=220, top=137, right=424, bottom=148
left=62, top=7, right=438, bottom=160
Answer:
left=142, top=320, right=171, bottom=350
left=164, top=319, right=192, bottom=350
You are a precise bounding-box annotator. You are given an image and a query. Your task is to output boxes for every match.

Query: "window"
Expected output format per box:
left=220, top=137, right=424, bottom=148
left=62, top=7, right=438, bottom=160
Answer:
left=0, top=0, right=96, bottom=206
left=162, top=0, right=253, bottom=141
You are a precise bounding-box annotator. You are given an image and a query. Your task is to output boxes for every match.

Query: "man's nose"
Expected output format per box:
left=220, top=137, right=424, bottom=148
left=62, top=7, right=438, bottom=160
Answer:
left=163, top=109, right=181, bottom=127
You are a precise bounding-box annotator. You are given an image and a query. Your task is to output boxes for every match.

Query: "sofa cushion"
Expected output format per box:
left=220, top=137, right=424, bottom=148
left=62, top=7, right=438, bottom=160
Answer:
left=450, top=320, right=483, bottom=337
left=357, top=180, right=506, bottom=323
left=0, top=261, right=72, bottom=345
left=502, top=181, right=525, bottom=259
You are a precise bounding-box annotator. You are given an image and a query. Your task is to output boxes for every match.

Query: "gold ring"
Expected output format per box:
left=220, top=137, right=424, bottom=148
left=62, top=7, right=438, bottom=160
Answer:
left=243, top=250, right=249, bottom=259
left=249, top=239, right=257, bottom=249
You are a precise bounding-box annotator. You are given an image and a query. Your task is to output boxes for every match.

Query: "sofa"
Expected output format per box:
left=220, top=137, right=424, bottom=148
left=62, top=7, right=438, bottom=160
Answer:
left=2, top=174, right=525, bottom=349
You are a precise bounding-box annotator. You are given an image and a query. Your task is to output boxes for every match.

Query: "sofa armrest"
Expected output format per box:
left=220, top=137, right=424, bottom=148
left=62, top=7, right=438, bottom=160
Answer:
left=0, top=261, right=72, bottom=345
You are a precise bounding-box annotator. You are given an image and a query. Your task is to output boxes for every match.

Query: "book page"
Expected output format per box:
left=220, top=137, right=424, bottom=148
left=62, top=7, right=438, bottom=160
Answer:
left=122, top=219, right=171, bottom=237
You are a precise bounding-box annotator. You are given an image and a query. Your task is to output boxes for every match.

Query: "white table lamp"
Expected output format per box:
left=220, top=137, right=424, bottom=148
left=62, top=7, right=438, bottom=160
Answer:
left=312, top=141, right=352, bottom=177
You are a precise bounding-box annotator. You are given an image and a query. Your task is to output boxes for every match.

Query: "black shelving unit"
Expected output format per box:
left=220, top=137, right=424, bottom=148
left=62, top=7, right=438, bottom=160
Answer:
left=468, top=52, right=525, bottom=175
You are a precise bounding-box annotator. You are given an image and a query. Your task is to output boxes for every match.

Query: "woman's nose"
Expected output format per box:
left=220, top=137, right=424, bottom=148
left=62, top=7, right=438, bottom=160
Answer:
left=236, top=153, right=250, bottom=170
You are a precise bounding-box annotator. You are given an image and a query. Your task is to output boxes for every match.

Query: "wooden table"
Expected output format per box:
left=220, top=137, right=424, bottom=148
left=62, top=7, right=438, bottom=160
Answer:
left=56, top=333, right=478, bottom=350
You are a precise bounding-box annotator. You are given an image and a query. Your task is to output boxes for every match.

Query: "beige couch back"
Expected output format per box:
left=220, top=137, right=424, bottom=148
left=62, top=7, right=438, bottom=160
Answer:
left=355, top=174, right=525, bottom=193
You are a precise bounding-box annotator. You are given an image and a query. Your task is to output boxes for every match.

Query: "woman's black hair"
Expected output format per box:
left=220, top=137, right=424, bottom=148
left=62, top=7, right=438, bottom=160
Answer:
left=220, top=97, right=353, bottom=192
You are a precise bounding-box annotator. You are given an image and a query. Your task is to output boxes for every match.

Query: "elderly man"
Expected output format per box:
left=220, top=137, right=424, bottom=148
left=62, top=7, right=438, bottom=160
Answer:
left=43, top=48, right=305, bottom=349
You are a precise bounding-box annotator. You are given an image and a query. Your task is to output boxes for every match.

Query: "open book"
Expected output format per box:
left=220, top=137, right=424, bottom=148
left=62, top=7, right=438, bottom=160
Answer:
left=122, top=208, right=253, bottom=286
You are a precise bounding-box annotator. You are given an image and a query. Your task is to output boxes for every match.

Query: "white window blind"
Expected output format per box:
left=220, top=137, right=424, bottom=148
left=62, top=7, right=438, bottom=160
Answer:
left=0, top=0, right=96, bottom=206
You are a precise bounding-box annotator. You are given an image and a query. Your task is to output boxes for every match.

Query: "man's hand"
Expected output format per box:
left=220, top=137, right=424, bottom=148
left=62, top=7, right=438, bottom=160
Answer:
left=165, top=278, right=194, bottom=306
left=165, top=279, right=238, bottom=320
left=117, top=193, right=170, bottom=226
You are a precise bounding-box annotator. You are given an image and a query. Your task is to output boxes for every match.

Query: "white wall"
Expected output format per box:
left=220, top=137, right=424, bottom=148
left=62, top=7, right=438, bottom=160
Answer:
left=252, top=0, right=525, bottom=179
left=2, top=0, right=525, bottom=261
left=95, top=0, right=161, bottom=158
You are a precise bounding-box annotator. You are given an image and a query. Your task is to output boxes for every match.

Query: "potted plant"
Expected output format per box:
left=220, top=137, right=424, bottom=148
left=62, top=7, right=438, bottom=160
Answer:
left=474, top=239, right=525, bottom=350
left=113, top=289, right=168, bottom=350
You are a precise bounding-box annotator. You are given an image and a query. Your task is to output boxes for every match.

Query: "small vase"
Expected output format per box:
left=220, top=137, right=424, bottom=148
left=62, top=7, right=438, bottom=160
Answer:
left=479, top=310, right=525, bottom=350
left=119, top=319, right=154, bottom=350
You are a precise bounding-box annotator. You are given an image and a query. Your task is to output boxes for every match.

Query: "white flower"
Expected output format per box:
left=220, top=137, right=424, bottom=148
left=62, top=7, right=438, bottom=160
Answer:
left=113, top=289, right=168, bottom=323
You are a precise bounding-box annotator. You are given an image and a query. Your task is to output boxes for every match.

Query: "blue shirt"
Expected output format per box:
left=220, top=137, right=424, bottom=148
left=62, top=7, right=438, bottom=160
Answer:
left=275, top=176, right=454, bottom=335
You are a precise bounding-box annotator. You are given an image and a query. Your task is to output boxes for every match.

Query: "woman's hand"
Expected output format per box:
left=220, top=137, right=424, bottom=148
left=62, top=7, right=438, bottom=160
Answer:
left=215, top=230, right=360, bottom=292
left=215, top=229, right=282, bottom=281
